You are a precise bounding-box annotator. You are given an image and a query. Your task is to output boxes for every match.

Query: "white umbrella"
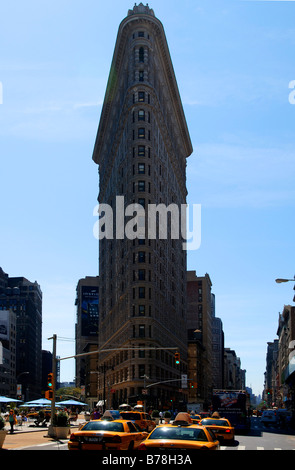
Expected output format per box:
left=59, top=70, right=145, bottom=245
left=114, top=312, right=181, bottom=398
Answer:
left=24, top=398, right=52, bottom=406
left=0, top=396, right=22, bottom=403
left=57, top=399, right=88, bottom=406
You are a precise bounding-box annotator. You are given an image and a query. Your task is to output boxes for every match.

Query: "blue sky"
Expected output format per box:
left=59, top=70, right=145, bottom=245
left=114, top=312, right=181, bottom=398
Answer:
left=0, top=0, right=294, bottom=396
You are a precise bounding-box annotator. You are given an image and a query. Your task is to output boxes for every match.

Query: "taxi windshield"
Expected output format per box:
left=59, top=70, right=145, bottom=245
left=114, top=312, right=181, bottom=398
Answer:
left=201, top=419, right=229, bottom=426
left=149, top=427, right=208, bottom=441
left=82, top=421, right=124, bottom=432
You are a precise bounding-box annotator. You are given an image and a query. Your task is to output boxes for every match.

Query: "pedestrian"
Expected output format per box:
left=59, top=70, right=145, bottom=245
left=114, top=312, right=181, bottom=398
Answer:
left=93, top=408, right=101, bottom=419
left=8, top=410, right=17, bottom=433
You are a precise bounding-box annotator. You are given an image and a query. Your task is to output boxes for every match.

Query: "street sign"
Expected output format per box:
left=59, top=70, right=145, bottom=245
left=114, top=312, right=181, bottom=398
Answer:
left=142, top=389, right=148, bottom=395
left=181, top=374, right=187, bottom=388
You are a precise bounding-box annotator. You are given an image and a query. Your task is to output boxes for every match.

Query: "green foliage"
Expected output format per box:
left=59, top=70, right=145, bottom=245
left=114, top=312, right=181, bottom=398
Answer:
left=55, top=386, right=82, bottom=401
left=53, top=411, right=70, bottom=427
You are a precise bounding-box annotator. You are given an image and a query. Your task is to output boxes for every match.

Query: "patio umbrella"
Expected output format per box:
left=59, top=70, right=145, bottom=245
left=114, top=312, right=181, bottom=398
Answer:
left=57, top=399, right=88, bottom=406
left=0, top=396, right=22, bottom=403
left=25, top=398, right=52, bottom=406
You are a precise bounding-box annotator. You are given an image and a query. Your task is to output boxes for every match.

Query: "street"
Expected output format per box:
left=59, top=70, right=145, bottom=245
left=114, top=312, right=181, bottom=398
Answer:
left=220, top=417, right=295, bottom=450
left=2, top=417, right=295, bottom=451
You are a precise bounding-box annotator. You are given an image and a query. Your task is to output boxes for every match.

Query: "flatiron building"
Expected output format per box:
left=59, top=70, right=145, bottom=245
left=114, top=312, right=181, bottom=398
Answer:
left=92, top=3, right=193, bottom=408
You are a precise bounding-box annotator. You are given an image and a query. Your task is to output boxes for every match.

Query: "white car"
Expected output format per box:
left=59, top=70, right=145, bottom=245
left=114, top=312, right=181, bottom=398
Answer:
left=261, top=410, right=277, bottom=425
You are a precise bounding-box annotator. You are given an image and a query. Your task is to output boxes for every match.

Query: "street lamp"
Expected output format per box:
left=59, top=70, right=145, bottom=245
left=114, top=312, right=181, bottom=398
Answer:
left=275, top=277, right=295, bottom=302
left=275, top=278, right=295, bottom=283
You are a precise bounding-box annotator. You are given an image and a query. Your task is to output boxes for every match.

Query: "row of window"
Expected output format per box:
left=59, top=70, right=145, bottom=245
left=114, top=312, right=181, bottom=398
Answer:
left=133, top=162, right=150, bottom=175
left=133, top=323, right=152, bottom=338
left=133, top=127, right=151, bottom=140
left=132, top=180, right=150, bottom=193
left=132, top=286, right=151, bottom=299
left=132, top=31, right=149, bottom=39
left=133, top=145, right=151, bottom=158
left=132, top=304, right=151, bottom=316
left=133, top=91, right=150, bottom=103
left=133, top=109, right=150, bottom=122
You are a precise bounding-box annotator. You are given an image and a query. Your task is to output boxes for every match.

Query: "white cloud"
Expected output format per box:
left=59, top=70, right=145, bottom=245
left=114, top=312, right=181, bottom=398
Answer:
left=187, top=142, right=295, bottom=208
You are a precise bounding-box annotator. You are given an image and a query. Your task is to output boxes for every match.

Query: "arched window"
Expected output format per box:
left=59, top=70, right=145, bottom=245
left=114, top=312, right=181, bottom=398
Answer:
left=138, top=109, right=145, bottom=121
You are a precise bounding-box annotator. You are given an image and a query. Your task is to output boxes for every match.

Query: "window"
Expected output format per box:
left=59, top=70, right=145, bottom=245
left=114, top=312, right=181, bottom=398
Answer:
left=138, top=91, right=145, bottom=102
left=138, top=198, right=145, bottom=208
left=127, top=421, right=138, bottom=433
left=138, top=128, right=145, bottom=139
left=139, top=47, right=144, bottom=62
left=139, top=305, right=145, bottom=316
left=139, top=70, right=144, bottom=82
left=138, top=109, right=145, bottom=121
left=139, top=364, right=145, bottom=377
left=139, top=346, right=145, bottom=358
left=138, top=251, right=145, bottom=262
left=138, top=31, right=144, bottom=37
left=139, top=287, right=145, bottom=298
left=138, top=163, right=145, bottom=174
left=138, top=146, right=145, bottom=157
left=139, top=324, right=145, bottom=337
left=138, top=269, right=145, bottom=280
left=138, top=180, right=145, bottom=191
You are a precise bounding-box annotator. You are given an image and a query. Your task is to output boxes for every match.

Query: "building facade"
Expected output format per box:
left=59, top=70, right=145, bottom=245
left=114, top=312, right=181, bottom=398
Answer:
left=0, top=267, right=42, bottom=400
left=75, top=276, right=99, bottom=405
left=92, top=4, right=193, bottom=409
left=0, top=309, right=16, bottom=397
left=187, top=271, right=214, bottom=406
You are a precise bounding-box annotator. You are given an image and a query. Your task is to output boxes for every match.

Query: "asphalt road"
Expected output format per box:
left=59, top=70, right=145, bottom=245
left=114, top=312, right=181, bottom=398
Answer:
left=2, top=416, right=295, bottom=451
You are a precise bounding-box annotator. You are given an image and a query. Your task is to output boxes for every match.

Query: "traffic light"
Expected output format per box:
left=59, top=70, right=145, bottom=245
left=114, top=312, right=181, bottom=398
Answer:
left=174, top=352, right=180, bottom=365
left=190, top=381, right=197, bottom=389
left=45, top=390, right=53, bottom=400
left=47, top=373, right=54, bottom=389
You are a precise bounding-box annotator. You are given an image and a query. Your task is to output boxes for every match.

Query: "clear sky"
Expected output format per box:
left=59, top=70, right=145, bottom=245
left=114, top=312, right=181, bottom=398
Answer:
left=0, top=0, right=294, bottom=397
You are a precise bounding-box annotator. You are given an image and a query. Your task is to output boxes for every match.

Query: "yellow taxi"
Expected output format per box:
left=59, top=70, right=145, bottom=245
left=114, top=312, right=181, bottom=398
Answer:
left=68, top=414, right=148, bottom=451
left=138, top=413, right=220, bottom=450
left=200, top=417, right=235, bottom=443
left=26, top=409, right=51, bottom=419
left=120, top=411, right=156, bottom=432
left=190, top=414, right=201, bottom=424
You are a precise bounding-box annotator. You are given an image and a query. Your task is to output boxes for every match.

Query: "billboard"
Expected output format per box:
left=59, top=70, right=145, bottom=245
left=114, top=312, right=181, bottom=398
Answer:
left=81, top=286, right=99, bottom=336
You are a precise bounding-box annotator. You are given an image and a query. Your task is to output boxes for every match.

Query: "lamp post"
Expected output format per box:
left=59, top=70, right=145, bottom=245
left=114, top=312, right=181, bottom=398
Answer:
left=275, top=277, right=295, bottom=302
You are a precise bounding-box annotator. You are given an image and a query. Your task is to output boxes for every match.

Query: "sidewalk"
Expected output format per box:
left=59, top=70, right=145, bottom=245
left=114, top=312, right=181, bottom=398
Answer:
left=1, top=417, right=85, bottom=450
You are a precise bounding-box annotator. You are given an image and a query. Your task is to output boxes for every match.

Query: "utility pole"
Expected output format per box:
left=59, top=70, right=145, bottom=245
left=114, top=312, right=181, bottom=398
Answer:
left=48, top=334, right=57, bottom=437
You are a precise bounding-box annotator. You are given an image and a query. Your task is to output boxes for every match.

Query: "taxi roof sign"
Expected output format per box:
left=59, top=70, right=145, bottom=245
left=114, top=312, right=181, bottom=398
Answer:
left=173, top=412, right=193, bottom=426
left=102, top=410, right=121, bottom=421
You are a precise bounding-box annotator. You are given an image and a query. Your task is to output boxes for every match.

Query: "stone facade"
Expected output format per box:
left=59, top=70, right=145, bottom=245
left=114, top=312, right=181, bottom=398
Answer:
left=92, top=5, right=192, bottom=408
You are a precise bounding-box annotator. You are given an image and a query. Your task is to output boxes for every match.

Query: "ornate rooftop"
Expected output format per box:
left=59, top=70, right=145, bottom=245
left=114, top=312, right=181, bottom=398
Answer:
left=128, top=3, right=155, bottom=17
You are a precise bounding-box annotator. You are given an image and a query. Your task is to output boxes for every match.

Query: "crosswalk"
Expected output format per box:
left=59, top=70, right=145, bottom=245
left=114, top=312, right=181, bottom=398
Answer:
left=220, top=445, right=295, bottom=450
